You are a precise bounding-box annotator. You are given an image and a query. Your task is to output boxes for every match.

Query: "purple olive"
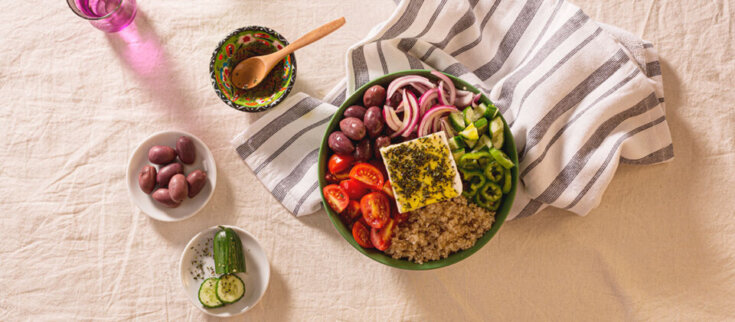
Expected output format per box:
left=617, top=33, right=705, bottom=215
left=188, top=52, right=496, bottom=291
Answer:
left=363, top=85, right=386, bottom=107
left=374, top=136, right=391, bottom=159
left=354, top=139, right=372, bottom=162
left=363, top=106, right=384, bottom=138
left=343, top=105, right=367, bottom=119
left=328, top=131, right=355, bottom=154
left=339, top=117, right=367, bottom=141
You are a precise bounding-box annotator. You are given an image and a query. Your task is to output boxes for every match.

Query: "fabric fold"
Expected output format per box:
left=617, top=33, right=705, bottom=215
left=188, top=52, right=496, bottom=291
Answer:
left=232, top=0, right=673, bottom=219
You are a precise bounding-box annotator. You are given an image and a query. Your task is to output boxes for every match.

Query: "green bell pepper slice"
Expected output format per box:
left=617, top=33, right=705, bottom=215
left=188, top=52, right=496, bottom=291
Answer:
left=484, top=161, right=504, bottom=182
left=479, top=181, right=502, bottom=202
left=489, top=148, right=514, bottom=169
left=458, top=151, right=492, bottom=171
left=502, top=168, right=512, bottom=193
left=461, top=170, right=486, bottom=197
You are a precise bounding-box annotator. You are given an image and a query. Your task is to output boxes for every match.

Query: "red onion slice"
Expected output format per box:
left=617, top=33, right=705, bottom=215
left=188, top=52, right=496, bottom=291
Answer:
left=431, top=71, right=456, bottom=106
left=391, top=90, right=414, bottom=138
left=400, top=90, right=420, bottom=138
left=386, top=75, right=436, bottom=101
left=454, top=90, right=474, bottom=107
left=418, top=88, right=439, bottom=116
left=417, top=105, right=459, bottom=137
left=383, top=105, right=402, bottom=131
left=471, top=93, right=482, bottom=108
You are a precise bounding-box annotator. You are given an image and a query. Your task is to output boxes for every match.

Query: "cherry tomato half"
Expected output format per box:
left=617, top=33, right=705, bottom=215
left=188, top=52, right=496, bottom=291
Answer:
left=323, top=184, right=349, bottom=213
left=328, top=154, right=355, bottom=174
left=368, top=159, right=388, bottom=178
left=340, top=179, right=370, bottom=200
left=360, top=192, right=390, bottom=229
left=325, top=171, right=349, bottom=184
left=343, top=200, right=362, bottom=222
left=381, top=180, right=395, bottom=199
left=352, top=221, right=373, bottom=248
left=349, top=163, right=385, bottom=191
left=370, top=218, right=395, bottom=251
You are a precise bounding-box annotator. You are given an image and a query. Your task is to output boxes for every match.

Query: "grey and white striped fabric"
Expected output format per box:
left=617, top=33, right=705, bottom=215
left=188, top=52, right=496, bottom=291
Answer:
left=232, top=0, right=673, bottom=220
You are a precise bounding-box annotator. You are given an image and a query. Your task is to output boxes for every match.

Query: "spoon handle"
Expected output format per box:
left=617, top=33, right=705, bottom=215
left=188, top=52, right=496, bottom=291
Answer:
left=278, top=17, right=345, bottom=58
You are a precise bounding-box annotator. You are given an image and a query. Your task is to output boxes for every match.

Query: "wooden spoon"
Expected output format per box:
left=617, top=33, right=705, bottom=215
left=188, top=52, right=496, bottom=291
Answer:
left=231, top=17, right=346, bottom=90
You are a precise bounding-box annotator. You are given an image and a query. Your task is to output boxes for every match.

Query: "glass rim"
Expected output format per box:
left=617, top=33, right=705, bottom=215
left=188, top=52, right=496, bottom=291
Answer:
left=66, top=0, right=123, bottom=21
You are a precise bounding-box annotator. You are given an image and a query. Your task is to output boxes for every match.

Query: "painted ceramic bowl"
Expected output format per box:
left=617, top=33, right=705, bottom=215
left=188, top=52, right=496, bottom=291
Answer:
left=318, top=70, right=519, bottom=270
left=210, top=26, right=297, bottom=113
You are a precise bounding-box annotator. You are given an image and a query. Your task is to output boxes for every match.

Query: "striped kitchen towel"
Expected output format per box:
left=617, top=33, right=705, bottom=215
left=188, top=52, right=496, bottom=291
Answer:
left=232, top=0, right=673, bottom=220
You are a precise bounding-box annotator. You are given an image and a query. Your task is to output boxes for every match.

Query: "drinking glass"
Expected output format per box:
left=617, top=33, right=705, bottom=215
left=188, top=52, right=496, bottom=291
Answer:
left=67, top=0, right=137, bottom=33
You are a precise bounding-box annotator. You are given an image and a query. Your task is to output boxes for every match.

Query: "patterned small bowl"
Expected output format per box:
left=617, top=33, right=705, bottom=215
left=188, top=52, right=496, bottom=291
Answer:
left=209, top=26, right=297, bottom=113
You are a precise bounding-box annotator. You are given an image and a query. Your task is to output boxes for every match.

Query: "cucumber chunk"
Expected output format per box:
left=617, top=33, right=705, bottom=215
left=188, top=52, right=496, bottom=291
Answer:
left=448, top=136, right=466, bottom=150
left=463, top=106, right=481, bottom=125
left=474, top=103, right=488, bottom=117
left=448, top=112, right=466, bottom=132
left=490, top=117, right=504, bottom=138
left=491, top=130, right=504, bottom=149
left=484, top=103, right=498, bottom=118
left=198, top=278, right=224, bottom=308
left=215, top=274, right=246, bottom=304
left=472, top=135, right=492, bottom=152
left=474, top=117, right=488, bottom=135
left=459, top=123, right=479, bottom=141
left=465, top=138, right=478, bottom=149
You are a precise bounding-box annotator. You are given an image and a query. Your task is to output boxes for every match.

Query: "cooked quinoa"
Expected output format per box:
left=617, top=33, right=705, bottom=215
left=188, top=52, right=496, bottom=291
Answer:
left=385, top=196, right=495, bottom=264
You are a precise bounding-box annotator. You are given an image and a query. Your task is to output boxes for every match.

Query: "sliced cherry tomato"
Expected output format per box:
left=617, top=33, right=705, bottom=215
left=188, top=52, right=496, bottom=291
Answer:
left=370, top=218, right=395, bottom=251
left=343, top=200, right=362, bottom=222
left=340, top=179, right=370, bottom=200
left=328, top=154, right=355, bottom=174
left=381, top=180, right=395, bottom=198
left=352, top=221, right=373, bottom=248
left=325, top=171, right=349, bottom=184
left=349, top=163, right=385, bottom=190
left=360, top=192, right=390, bottom=229
left=323, top=184, right=349, bottom=213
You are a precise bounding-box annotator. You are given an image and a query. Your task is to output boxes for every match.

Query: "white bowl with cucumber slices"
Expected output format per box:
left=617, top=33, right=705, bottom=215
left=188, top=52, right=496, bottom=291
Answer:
left=179, top=225, right=270, bottom=317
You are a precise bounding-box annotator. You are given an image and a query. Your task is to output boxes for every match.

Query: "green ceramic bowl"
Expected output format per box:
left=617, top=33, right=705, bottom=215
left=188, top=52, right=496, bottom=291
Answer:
left=318, top=70, right=518, bottom=270
left=210, top=26, right=297, bottom=113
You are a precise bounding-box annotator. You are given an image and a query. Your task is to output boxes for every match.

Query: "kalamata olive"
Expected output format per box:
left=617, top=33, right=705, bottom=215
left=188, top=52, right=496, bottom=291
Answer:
left=186, top=170, right=207, bottom=198
left=168, top=174, right=188, bottom=203
left=138, top=165, right=157, bottom=194
left=148, top=145, right=176, bottom=165
left=343, top=105, right=367, bottom=119
left=363, top=106, right=384, bottom=138
left=354, top=139, right=373, bottom=162
left=156, top=163, right=183, bottom=187
left=152, top=188, right=181, bottom=208
left=388, top=91, right=402, bottom=107
left=339, top=117, right=366, bottom=141
left=374, top=136, right=391, bottom=159
left=176, top=136, right=196, bottom=164
left=328, top=131, right=355, bottom=154
left=363, top=85, right=386, bottom=107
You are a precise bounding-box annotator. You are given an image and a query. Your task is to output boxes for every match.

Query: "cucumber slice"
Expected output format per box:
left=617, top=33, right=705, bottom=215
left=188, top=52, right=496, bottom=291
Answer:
left=484, top=103, right=498, bottom=118
left=490, top=116, right=504, bottom=138
left=473, top=135, right=492, bottom=152
left=452, top=148, right=466, bottom=162
left=448, top=111, right=466, bottom=132
left=463, top=106, right=481, bottom=125
left=474, top=117, right=488, bottom=135
left=491, top=130, right=504, bottom=149
left=465, top=138, right=478, bottom=149
left=198, top=278, right=224, bottom=308
left=490, top=148, right=514, bottom=169
left=474, top=103, right=488, bottom=117
left=448, top=136, right=466, bottom=150
left=459, top=123, right=479, bottom=141
left=215, top=274, right=245, bottom=304
left=502, top=169, right=512, bottom=193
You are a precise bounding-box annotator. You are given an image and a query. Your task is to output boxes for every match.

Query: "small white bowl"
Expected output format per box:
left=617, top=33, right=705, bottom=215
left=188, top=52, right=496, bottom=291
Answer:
left=126, top=130, right=217, bottom=222
left=179, top=225, right=270, bottom=317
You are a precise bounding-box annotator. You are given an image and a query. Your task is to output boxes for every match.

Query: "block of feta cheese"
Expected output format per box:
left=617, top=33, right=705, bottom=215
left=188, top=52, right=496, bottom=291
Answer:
left=379, top=132, right=463, bottom=213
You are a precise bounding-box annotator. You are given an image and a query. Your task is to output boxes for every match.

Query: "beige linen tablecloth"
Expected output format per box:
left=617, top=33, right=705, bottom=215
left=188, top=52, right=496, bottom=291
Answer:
left=1, top=0, right=733, bottom=320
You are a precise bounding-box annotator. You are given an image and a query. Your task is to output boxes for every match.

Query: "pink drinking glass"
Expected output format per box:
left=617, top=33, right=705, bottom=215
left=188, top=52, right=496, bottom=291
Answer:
left=67, top=0, right=137, bottom=33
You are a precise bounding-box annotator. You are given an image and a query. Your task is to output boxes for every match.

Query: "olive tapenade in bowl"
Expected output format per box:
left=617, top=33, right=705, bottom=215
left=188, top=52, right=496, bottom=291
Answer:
left=210, top=26, right=297, bottom=112
left=318, top=70, right=518, bottom=270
